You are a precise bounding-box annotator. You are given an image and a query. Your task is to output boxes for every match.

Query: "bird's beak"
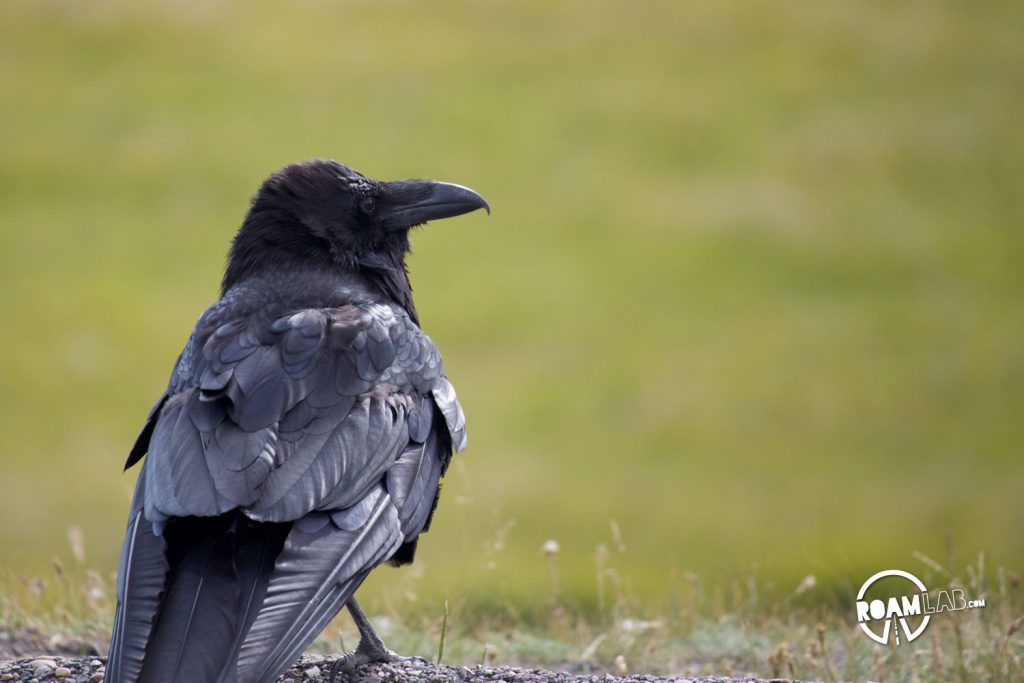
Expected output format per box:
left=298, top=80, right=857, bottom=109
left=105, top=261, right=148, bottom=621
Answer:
left=379, top=180, right=490, bottom=231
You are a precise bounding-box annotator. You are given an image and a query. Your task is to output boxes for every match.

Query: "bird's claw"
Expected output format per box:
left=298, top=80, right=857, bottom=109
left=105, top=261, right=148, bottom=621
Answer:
left=328, top=649, right=426, bottom=682
left=329, top=647, right=395, bottom=677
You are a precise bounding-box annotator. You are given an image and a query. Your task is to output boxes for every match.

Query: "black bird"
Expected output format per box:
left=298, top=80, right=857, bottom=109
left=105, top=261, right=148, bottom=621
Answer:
left=106, top=160, right=488, bottom=683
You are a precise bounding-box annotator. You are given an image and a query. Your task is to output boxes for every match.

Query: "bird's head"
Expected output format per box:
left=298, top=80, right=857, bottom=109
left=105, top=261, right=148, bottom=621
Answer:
left=223, top=159, right=489, bottom=311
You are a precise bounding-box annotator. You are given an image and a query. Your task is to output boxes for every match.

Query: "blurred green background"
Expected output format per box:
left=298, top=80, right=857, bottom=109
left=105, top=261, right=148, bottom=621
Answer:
left=1, top=0, right=1021, bottom=613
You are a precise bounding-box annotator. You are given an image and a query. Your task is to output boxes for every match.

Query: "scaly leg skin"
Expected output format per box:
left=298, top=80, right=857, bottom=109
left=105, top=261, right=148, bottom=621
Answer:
left=328, top=597, right=427, bottom=682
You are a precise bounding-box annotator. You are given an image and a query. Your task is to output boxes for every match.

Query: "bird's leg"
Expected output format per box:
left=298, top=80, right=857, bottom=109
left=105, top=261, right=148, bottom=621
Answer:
left=345, top=597, right=395, bottom=662
left=329, top=597, right=424, bottom=681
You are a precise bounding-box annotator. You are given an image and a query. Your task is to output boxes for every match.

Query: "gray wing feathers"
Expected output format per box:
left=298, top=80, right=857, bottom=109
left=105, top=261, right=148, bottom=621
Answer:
left=108, top=468, right=169, bottom=683
left=146, top=393, right=226, bottom=519
left=248, top=396, right=409, bottom=521
left=125, top=395, right=169, bottom=470
left=386, top=398, right=444, bottom=537
left=235, top=486, right=403, bottom=683
left=431, top=376, right=467, bottom=452
left=144, top=303, right=452, bottom=523
left=316, top=399, right=409, bottom=510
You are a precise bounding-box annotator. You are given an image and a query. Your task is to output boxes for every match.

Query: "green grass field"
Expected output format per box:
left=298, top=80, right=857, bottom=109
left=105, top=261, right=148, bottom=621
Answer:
left=1, top=0, right=1022, bottom=675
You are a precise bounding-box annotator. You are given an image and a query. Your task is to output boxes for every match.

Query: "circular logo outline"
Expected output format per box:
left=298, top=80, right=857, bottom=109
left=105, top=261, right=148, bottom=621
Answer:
left=856, top=569, right=930, bottom=644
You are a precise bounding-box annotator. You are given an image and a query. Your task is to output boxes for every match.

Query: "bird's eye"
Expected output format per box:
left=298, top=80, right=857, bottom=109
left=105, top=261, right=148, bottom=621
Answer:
left=359, top=197, right=376, bottom=215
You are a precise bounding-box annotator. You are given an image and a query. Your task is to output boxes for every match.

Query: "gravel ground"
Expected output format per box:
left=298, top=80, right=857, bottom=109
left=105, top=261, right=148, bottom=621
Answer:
left=0, top=655, right=812, bottom=683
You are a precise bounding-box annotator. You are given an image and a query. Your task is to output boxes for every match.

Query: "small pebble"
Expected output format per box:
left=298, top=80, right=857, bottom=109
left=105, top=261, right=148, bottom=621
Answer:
left=303, top=666, right=320, bottom=679
left=1, top=674, right=12, bottom=681
left=90, top=674, right=105, bottom=682
left=90, top=661, right=102, bottom=667
left=28, top=661, right=54, bottom=670
left=55, top=667, right=72, bottom=678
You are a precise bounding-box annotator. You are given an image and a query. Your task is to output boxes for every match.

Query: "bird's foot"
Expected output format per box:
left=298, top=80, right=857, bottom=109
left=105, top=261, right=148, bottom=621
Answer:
left=328, top=646, right=427, bottom=682
left=330, top=597, right=428, bottom=681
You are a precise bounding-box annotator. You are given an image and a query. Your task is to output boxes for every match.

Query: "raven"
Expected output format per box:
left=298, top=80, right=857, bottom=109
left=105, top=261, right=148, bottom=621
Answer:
left=106, top=159, right=488, bottom=683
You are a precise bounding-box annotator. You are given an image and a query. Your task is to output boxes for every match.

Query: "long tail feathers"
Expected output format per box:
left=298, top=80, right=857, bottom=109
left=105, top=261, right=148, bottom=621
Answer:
left=108, top=486, right=403, bottom=683
left=108, top=508, right=169, bottom=683
left=138, top=516, right=245, bottom=683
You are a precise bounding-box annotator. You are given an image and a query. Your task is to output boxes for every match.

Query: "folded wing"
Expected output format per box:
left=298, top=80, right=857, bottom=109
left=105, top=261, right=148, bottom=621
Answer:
left=109, top=298, right=464, bottom=683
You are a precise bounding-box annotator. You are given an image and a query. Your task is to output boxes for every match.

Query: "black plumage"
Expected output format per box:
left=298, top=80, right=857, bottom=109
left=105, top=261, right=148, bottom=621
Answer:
left=106, top=160, right=488, bottom=683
